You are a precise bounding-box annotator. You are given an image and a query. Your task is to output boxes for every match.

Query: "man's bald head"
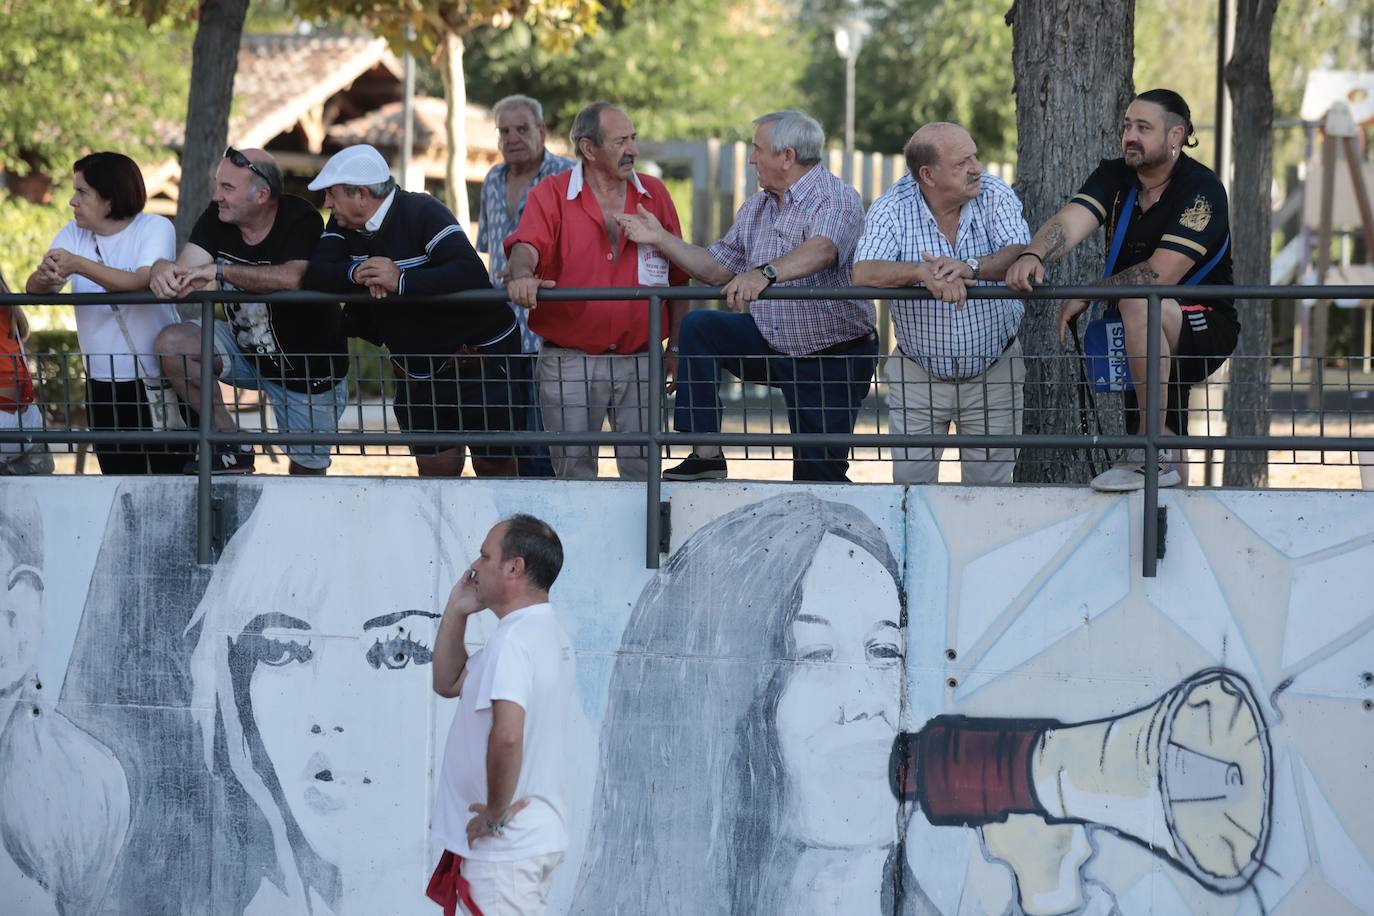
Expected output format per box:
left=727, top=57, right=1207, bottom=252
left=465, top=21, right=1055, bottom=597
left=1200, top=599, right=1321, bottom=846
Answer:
left=903, top=123, right=971, bottom=178
left=227, top=147, right=283, bottom=199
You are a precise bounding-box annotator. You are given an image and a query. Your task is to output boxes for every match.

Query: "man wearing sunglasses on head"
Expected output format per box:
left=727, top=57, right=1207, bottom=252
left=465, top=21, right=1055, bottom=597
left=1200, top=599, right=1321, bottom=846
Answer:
left=150, top=147, right=348, bottom=475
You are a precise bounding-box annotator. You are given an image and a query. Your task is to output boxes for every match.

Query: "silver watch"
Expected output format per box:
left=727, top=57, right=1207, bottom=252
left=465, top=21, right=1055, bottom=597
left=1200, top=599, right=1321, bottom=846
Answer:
left=963, top=257, right=980, bottom=279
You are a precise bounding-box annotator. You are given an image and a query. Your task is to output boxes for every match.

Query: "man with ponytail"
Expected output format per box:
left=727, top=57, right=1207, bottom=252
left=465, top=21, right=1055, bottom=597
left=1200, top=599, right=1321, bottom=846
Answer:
left=1007, top=89, right=1239, bottom=492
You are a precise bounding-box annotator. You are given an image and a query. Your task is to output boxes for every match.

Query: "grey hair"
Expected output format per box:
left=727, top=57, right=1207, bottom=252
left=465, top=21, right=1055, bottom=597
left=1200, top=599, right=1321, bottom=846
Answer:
left=753, top=110, right=825, bottom=165
left=493, top=94, right=545, bottom=125
left=570, top=101, right=625, bottom=158
left=359, top=176, right=396, bottom=199
left=248, top=158, right=284, bottom=199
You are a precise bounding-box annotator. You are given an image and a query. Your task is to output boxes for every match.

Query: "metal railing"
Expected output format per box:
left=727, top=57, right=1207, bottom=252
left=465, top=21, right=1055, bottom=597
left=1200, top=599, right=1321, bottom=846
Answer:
left=5, top=283, right=1374, bottom=576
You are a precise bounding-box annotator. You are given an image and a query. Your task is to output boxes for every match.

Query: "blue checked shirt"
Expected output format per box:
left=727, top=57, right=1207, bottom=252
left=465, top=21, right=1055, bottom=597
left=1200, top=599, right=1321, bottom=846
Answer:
left=856, top=173, right=1030, bottom=379
left=707, top=165, right=874, bottom=357
left=476, top=150, right=575, bottom=352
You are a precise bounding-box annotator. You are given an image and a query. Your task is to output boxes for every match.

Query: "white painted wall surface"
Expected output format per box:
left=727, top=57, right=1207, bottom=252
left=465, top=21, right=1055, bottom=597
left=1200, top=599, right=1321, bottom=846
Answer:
left=0, top=477, right=1369, bottom=915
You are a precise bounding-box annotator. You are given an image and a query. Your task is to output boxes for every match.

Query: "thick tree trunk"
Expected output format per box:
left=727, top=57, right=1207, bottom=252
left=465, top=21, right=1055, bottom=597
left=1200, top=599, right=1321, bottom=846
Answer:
left=1008, top=0, right=1136, bottom=483
left=173, top=0, right=250, bottom=248
left=1222, top=0, right=1278, bottom=487
left=438, top=30, right=470, bottom=225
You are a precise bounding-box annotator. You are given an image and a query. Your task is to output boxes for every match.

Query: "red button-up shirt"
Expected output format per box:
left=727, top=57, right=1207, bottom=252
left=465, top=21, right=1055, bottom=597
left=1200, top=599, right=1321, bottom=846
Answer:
left=504, top=164, right=688, bottom=354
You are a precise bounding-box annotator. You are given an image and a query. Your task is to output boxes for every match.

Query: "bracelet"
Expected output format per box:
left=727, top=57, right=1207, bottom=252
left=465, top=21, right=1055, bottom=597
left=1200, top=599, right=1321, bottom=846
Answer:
left=1016, top=251, right=1045, bottom=265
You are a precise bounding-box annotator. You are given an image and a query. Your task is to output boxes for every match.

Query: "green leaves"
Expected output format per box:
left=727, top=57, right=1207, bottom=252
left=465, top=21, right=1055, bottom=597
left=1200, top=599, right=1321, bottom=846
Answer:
left=0, top=0, right=187, bottom=176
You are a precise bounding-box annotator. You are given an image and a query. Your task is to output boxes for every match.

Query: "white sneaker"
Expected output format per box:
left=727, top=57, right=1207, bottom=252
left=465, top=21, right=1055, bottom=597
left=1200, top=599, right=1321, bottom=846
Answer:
left=1090, top=458, right=1181, bottom=493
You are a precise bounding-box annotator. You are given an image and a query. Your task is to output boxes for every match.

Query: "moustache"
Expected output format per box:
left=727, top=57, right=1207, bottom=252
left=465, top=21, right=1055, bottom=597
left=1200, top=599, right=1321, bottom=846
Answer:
left=619, top=155, right=635, bottom=168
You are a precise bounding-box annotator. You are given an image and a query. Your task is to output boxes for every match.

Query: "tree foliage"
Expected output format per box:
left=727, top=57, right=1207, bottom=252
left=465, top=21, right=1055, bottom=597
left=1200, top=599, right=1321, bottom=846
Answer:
left=797, top=0, right=1016, bottom=159
left=0, top=0, right=186, bottom=177
left=462, top=0, right=805, bottom=142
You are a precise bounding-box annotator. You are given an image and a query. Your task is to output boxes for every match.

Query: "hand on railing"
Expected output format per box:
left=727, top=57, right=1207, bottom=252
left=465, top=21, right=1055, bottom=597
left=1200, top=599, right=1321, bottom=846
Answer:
left=1005, top=251, right=1045, bottom=292
left=504, top=277, right=556, bottom=310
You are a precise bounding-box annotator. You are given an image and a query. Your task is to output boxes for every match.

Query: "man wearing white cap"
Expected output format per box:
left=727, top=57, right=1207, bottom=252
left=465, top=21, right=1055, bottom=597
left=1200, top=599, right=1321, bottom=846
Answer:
left=305, top=144, right=522, bottom=477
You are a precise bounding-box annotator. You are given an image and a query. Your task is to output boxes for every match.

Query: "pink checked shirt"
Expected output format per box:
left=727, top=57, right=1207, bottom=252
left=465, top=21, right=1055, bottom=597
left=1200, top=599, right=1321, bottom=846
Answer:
left=707, top=165, right=874, bottom=356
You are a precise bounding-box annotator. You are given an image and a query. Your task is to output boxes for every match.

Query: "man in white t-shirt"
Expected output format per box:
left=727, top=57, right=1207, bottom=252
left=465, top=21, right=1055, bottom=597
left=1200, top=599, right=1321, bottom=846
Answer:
left=428, top=515, right=574, bottom=916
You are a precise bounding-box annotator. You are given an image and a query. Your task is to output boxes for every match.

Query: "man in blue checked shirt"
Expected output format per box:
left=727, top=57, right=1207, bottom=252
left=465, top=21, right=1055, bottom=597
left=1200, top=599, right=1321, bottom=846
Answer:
left=853, top=122, right=1031, bottom=485
left=616, top=109, right=877, bottom=483
left=476, top=96, right=574, bottom=478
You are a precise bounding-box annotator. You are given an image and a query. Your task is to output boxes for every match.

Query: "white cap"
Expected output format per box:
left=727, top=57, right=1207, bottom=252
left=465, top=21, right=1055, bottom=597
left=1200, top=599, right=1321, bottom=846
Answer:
left=308, top=144, right=392, bottom=191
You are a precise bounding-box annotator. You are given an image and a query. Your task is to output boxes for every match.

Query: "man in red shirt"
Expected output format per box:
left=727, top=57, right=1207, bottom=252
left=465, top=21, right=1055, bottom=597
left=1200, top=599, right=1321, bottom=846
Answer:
left=504, top=102, right=688, bottom=480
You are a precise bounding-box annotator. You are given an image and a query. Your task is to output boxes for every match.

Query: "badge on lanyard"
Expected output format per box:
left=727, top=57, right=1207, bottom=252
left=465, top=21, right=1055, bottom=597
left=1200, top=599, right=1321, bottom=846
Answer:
left=637, top=244, right=669, bottom=286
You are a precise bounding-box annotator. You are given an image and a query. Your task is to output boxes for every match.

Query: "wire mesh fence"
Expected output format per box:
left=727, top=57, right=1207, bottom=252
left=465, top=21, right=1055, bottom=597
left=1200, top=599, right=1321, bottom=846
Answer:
left=4, top=284, right=1374, bottom=568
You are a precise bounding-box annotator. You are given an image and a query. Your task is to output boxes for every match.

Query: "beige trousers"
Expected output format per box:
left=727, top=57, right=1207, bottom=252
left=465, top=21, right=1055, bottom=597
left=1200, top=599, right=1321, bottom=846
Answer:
left=883, top=340, right=1025, bottom=485
left=536, top=346, right=649, bottom=480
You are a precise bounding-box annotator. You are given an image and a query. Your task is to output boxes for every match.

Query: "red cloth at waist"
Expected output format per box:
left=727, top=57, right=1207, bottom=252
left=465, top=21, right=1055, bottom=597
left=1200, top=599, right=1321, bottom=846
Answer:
left=426, top=850, right=482, bottom=916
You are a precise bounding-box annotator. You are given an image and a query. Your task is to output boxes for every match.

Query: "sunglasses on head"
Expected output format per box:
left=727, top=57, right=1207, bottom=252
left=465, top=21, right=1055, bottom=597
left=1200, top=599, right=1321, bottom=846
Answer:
left=224, top=147, right=281, bottom=196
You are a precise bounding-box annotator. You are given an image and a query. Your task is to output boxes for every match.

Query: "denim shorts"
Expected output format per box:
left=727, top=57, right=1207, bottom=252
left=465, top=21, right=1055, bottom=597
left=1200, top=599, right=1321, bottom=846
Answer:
left=193, top=319, right=347, bottom=470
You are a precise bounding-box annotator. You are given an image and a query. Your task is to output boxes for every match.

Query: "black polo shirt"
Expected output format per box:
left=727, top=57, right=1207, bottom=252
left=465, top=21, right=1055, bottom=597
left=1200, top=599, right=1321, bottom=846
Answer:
left=1071, top=153, right=1234, bottom=318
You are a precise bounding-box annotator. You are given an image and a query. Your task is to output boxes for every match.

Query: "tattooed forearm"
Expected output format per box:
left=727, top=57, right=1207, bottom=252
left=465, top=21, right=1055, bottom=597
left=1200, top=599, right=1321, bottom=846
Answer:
left=1103, top=261, right=1161, bottom=287
left=1041, top=220, right=1068, bottom=261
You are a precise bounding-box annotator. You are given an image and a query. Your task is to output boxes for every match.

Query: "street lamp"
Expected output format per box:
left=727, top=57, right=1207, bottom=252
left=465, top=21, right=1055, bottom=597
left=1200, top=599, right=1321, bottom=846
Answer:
left=833, top=13, right=871, bottom=157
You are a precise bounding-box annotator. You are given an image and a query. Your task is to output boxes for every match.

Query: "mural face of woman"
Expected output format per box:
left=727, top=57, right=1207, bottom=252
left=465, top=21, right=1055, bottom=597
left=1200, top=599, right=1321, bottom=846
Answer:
left=0, top=539, right=43, bottom=700
left=775, top=533, right=903, bottom=849
left=244, top=607, right=439, bottom=871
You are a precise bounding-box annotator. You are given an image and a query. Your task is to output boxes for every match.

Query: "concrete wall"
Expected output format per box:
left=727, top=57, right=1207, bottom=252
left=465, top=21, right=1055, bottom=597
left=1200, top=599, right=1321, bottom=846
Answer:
left=1, top=477, right=1370, bottom=915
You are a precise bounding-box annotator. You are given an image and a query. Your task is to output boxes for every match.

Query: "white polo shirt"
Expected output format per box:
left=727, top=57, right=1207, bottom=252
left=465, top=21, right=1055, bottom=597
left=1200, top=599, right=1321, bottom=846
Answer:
left=50, top=213, right=178, bottom=381
left=432, top=602, right=576, bottom=862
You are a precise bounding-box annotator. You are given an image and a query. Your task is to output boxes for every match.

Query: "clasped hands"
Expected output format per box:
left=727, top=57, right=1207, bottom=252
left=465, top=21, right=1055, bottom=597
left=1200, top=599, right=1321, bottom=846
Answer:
left=149, top=260, right=216, bottom=299
left=32, top=248, right=84, bottom=289
left=915, top=251, right=981, bottom=307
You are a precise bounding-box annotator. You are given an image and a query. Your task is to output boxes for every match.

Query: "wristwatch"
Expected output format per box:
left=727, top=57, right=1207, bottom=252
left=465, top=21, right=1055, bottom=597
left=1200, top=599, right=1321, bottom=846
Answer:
left=759, top=263, right=778, bottom=286
left=215, top=261, right=224, bottom=286
left=963, top=257, right=980, bottom=279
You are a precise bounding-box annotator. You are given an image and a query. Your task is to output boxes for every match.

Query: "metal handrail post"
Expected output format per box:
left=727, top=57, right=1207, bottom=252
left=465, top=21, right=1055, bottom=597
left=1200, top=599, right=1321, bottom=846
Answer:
left=645, top=294, right=663, bottom=569
left=196, top=298, right=216, bottom=564
left=1142, top=294, right=1162, bottom=579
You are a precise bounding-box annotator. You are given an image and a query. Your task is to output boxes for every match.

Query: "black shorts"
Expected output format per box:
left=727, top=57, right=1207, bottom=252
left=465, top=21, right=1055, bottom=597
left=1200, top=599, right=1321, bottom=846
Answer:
left=392, top=326, right=522, bottom=457
left=1123, top=303, right=1239, bottom=436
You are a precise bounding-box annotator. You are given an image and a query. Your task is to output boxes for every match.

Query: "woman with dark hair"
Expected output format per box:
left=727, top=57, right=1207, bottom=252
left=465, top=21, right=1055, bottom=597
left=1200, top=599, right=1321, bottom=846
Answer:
left=571, top=493, right=939, bottom=915
left=24, top=151, right=183, bottom=473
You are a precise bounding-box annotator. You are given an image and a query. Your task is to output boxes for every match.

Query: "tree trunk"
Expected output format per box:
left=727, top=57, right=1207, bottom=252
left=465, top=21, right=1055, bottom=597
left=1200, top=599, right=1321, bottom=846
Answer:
left=1008, top=0, right=1136, bottom=483
left=173, top=0, right=250, bottom=248
left=1222, top=0, right=1278, bottom=487
left=438, top=30, right=470, bottom=225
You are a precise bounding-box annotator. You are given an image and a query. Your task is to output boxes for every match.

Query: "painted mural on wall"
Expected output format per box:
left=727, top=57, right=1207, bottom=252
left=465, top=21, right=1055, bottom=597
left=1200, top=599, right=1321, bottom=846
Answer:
left=0, top=478, right=1370, bottom=915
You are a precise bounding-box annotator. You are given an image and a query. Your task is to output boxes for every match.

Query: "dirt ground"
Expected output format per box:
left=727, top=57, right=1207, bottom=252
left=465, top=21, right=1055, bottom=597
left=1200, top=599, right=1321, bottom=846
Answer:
left=49, top=416, right=1372, bottom=489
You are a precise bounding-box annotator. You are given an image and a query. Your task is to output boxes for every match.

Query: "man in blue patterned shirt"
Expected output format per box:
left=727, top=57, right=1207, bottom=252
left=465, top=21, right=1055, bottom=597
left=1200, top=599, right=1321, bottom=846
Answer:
left=854, top=122, right=1030, bottom=485
left=617, top=110, right=876, bottom=482
left=476, top=95, right=575, bottom=477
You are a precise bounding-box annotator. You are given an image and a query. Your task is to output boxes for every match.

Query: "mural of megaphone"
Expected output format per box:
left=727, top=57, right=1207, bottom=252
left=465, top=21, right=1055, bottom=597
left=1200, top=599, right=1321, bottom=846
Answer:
left=891, top=668, right=1273, bottom=896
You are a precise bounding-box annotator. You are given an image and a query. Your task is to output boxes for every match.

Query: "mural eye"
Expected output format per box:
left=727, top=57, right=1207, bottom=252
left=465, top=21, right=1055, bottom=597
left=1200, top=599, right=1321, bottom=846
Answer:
left=261, top=638, right=312, bottom=667
left=867, top=642, right=903, bottom=664
left=366, top=636, right=434, bottom=671
left=799, top=646, right=834, bottom=663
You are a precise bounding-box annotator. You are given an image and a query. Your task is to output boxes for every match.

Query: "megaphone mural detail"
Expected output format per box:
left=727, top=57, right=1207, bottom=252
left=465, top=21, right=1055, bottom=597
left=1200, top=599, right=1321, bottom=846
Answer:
left=892, top=668, right=1272, bottom=914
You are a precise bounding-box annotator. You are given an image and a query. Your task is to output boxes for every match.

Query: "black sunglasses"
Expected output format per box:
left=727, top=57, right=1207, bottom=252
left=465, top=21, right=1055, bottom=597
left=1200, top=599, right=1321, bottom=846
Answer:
left=224, top=147, right=281, bottom=196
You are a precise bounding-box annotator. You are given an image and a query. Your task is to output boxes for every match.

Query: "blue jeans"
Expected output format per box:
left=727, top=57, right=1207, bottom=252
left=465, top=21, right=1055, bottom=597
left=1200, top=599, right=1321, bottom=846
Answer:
left=194, top=319, right=347, bottom=470
left=673, top=310, right=877, bottom=482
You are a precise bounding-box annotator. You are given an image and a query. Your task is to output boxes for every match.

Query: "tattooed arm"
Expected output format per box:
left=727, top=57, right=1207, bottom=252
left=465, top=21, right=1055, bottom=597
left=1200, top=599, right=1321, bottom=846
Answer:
left=1102, top=248, right=1195, bottom=288
left=1005, top=204, right=1099, bottom=291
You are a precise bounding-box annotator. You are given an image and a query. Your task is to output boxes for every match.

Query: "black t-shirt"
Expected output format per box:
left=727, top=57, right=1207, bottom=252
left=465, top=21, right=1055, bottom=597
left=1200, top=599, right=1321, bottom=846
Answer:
left=1072, top=153, right=1235, bottom=318
left=190, top=195, right=347, bottom=392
